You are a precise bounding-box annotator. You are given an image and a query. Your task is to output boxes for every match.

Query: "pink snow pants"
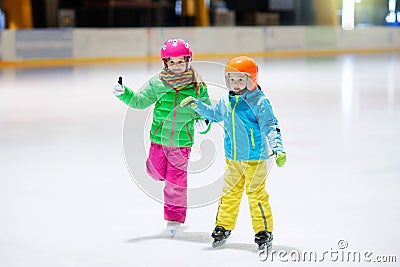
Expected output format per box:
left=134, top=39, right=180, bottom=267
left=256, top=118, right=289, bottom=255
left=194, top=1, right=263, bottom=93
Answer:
left=146, top=142, right=191, bottom=223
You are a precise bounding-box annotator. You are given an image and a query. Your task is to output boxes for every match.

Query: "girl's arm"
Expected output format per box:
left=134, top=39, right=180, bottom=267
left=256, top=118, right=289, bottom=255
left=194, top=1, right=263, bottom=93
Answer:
left=198, top=83, right=212, bottom=105
left=117, top=80, right=159, bottom=110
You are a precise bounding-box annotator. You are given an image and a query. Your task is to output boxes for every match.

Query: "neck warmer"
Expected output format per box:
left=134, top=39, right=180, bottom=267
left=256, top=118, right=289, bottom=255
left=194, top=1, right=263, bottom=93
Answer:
left=160, top=69, right=194, bottom=90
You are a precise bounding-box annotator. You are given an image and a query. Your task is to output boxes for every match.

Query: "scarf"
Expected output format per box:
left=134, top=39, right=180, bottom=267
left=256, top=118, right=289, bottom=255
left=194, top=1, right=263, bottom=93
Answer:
left=159, top=69, right=194, bottom=91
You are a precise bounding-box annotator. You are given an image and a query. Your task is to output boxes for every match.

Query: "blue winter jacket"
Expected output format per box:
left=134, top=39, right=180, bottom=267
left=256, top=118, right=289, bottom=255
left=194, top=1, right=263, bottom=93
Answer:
left=192, top=87, right=284, bottom=161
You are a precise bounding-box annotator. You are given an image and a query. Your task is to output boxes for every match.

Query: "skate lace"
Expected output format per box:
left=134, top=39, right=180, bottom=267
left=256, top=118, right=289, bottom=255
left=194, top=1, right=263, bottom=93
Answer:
left=255, top=231, right=273, bottom=242
left=214, top=226, right=226, bottom=234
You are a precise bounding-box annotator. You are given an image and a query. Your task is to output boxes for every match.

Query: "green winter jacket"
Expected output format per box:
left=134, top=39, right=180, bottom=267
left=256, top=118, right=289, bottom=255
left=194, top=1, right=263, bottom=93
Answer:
left=117, top=75, right=211, bottom=147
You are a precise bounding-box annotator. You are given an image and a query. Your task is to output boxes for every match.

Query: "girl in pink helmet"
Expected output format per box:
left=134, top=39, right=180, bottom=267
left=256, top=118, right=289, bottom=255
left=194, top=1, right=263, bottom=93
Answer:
left=113, top=39, right=211, bottom=236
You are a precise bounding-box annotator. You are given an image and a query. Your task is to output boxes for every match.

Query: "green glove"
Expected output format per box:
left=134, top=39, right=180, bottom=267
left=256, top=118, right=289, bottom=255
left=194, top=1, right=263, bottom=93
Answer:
left=180, top=96, right=197, bottom=108
left=275, top=152, right=286, bottom=167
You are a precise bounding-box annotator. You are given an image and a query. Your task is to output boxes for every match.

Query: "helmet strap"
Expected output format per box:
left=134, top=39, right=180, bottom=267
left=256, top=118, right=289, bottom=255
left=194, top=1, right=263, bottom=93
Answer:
left=185, top=56, right=191, bottom=71
left=162, top=59, right=168, bottom=70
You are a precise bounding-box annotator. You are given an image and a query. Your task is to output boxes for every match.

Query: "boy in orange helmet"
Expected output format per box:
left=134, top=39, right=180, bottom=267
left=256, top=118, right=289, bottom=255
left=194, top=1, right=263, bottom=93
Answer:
left=180, top=56, right=286, bottom=252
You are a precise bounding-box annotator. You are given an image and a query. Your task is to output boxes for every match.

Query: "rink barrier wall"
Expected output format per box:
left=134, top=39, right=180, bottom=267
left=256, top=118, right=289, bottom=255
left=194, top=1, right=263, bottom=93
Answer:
left=0, top=26, right=399, bottom=67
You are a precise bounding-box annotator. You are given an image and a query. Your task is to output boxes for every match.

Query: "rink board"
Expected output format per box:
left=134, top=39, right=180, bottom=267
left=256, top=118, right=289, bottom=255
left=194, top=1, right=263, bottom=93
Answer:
left=0, top=26, right=399, bottom=63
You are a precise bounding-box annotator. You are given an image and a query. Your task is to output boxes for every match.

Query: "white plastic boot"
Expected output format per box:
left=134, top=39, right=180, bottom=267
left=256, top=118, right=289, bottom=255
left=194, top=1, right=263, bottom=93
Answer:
left=166, top=221, right=181, bottom=237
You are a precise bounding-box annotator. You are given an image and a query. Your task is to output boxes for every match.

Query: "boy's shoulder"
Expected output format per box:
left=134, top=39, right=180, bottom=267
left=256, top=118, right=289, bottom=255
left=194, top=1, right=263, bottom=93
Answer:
left=244, top=88, right=269, bottom=102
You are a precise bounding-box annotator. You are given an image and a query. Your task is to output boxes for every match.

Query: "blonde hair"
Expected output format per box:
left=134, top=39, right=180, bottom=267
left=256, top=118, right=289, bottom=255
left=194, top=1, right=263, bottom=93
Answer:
left=191, top=65, right=207, bottom=95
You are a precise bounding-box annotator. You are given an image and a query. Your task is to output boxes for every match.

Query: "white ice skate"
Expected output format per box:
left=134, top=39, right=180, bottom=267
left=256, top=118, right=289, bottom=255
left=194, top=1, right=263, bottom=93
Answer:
left=166, top=221, right=181, bottom=237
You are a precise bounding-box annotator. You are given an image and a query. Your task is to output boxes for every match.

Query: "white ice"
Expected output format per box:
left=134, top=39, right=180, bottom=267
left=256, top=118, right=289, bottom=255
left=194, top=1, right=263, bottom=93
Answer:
left=1, top=54, right=400, bottom=267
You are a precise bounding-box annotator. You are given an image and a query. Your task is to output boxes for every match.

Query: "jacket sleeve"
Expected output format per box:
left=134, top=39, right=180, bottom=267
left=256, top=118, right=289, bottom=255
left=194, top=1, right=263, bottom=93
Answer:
left=191, top=97, right=225, bottom=123
left=257, top=97, right=285, bottom=154
left=116, top=81, right=158, bottom=110
left=198, top=84, right=212, bottom=105
left=193, top=84, right=212, bottom=121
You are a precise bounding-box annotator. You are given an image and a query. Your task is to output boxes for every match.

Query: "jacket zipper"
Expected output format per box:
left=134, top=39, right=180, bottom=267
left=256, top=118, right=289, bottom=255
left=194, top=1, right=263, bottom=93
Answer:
left=170, top=90, right=179, bottom=147
left=250, top=128, right=255, bottom=149
left=153, top=120, right=164, bottom=135
left=186, top=123, right=193, bottom=142
left=231, top=96, right=239, bottom=160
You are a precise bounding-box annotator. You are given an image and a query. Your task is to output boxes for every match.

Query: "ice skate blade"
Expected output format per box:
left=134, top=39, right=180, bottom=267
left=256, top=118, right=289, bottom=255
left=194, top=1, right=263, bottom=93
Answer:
left=258, top=242, right=272, bottom=254
left=212, top=239, right=227, bottom=248
left=169, top=230, right=176, bottom=238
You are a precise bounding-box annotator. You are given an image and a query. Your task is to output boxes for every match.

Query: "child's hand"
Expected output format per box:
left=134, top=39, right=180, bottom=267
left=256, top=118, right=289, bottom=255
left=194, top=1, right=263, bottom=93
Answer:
left=180, top=96, right=197, bottom=108
left=195, top=119, right=211, bottom=134
left=275, top=152, right=286, bottom=167
left=195, top=119, right=207, bottom=132
left=113, top=76, right=125, bottom=96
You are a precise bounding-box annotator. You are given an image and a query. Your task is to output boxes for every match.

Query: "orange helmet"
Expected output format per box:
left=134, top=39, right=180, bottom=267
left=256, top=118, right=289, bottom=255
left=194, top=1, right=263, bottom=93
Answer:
left=224, top=56, right=258, bottom=90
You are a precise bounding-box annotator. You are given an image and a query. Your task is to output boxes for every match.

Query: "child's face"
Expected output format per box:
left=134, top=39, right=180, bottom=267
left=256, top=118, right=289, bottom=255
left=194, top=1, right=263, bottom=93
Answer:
left=166, top=56, right=187, bottom=74
left=228, top=73, right=248, bottom=94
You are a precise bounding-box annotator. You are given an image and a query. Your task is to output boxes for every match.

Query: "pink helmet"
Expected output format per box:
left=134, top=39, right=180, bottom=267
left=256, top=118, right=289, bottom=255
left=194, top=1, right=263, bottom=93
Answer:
left=160, top=39, right=192, bottom=60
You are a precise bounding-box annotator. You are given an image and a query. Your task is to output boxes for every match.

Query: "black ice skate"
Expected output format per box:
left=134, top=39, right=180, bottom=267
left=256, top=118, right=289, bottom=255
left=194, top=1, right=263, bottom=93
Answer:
left=255, top=231, right=273, bottom=253
left=211, top=226, right=231, bottom=248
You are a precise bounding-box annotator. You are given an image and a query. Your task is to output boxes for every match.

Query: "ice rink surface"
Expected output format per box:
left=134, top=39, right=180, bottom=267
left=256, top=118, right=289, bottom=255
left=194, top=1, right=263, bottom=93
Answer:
left=1, top=54, right=399, bottom=266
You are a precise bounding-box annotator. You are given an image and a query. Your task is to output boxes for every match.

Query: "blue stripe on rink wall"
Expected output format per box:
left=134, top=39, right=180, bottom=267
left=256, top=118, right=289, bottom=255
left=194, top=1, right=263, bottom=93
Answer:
left=0, top=9, right=5, bottom=30
left=15, top=29, right=73, bottom=60
left=0, top=31, right=3, bottom=60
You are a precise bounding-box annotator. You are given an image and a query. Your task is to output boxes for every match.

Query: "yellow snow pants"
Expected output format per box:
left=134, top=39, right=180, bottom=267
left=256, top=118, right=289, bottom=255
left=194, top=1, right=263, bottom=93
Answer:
left=215, top=159, right=273, bottom=233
